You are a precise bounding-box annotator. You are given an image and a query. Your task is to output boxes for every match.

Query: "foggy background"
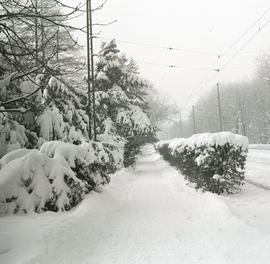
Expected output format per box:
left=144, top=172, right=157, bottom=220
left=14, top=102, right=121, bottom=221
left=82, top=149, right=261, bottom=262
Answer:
left=70, top=0, right=270, bottom=141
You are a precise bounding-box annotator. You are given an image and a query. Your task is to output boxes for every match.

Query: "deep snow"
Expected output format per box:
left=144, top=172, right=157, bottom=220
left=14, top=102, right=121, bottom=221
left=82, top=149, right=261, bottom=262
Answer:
left=1, top=145, right=270, bottom=264
left=245, top=148, right=270, bottom=188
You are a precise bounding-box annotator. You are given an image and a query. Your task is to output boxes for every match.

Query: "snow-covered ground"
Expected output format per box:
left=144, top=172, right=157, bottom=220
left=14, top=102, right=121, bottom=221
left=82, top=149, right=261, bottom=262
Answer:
left=1, top=144, right=270, bottom=264
left=245, top=147, right=270, bottom=188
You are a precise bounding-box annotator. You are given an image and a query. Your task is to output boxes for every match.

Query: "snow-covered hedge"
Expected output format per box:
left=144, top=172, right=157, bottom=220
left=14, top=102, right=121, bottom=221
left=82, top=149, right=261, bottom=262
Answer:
left=0, top=138, right=123, bottom=215
left=156, top=132, right=249, bottom=194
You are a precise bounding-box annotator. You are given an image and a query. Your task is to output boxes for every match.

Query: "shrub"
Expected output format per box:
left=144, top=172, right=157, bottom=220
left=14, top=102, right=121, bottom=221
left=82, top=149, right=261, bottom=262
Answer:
left=0, top=150, right=86, bottom=215
left=0, top=138, right=124, bottom=215
left=40, top=141, right=117, bottom=193
left=156, top=132, right=248, bottom=194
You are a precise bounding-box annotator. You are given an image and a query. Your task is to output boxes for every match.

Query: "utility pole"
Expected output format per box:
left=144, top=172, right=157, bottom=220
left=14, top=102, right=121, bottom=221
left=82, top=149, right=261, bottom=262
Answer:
left=86, top=0, right=92, bottom=139
left=40, top=1, right=44, bottom=63
left=88, top=0, right=97, bottom=141
left=179, top=111, right=183, bottom=137
left=34, top=0, right=38, bottom=66
left=216, top=82, right=223, bottom=131
left=56, top=27, right=59, bottom=64
left=192, top=105, right=196, bottom=134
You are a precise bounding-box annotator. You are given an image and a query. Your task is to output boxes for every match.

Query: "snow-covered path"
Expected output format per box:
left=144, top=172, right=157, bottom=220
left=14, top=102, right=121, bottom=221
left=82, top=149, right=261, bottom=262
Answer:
left=1, top=144, right=270, bottom=264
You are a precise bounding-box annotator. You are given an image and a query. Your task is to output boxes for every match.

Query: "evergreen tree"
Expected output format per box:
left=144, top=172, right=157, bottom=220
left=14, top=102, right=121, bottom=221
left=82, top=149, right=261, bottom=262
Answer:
left=95, top=40, right=155, bottom=138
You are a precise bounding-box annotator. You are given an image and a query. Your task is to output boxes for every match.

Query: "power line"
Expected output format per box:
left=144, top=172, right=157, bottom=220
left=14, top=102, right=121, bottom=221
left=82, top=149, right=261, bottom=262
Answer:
left=220, top=7, right=270, bottom=58
left=220, top=19, right=270, bottom=71
left=180, top=7, right=270, bottom=113
left=196, top=7, right=270, bottom=90
left=137, top=60, right=254, bottom=71
left=97, top=37, right=219, bottom=56
left=137, top=60, right=213, bottom=71
left=202, top=18, right=270, bottom=84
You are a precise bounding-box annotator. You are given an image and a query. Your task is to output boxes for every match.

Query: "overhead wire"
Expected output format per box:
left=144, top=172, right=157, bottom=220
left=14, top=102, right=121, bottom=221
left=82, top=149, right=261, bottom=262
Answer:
left=219, top=7, right=270, bottom=58
left=136, top=60, right=213, bottom=71
left=220, top=18, right=270, bottom=71
left=180, top=7, right=270, bottom=113
left=97, top=37, right=219, bottom=56
left=93, top=7, right=270, bottom=115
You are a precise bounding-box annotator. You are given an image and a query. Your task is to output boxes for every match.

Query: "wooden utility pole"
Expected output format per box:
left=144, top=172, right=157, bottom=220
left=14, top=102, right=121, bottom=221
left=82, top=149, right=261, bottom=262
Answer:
left=192, top=105, right=196, bottom=134
left=87, top=0, right=97, bottom=141
left=86, top=0, right=92, bottom=138
left=34, top=0, right=38, bottom=65
left=86, top=0, right=97, bottom=141
left=56, top=27, right=59, bottom=64
left=216, top=82, right=223, bottom=131
left=40, top=1, right=44, bottom=63
left=179, top=111, right=183, bottom=137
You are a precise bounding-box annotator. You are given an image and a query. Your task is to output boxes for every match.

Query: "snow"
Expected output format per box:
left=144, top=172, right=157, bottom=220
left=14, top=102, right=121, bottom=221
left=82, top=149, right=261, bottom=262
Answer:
left=168, top=132, right=249, bottom=150
left=185, top=132, right=249, bottom=150
left=1, top=144, right=270, bottom=263
left=40, top=141, right=89, bottom=167
left=129, top=105, right=151, bottom=131
left=249, top=144, right=270, bottom=150
left=0, top=149, right=31, bottom=169
left=158, top=132, right=248, bottom=154
left=37, top=107, right=64, bottom=140
left=108, top=84, right=129, bottom=104
left=97, top=133, right=125, bottom=169
left=0, top=122, right=28, bottom=158
left=116, top=105, right=151, bottom=133
left=245, top=147, right=270, bottom=188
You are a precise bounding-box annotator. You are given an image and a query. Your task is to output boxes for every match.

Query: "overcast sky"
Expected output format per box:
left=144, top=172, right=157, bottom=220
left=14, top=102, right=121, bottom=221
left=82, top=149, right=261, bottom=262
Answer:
left=72, top=0, right=270, bottom=115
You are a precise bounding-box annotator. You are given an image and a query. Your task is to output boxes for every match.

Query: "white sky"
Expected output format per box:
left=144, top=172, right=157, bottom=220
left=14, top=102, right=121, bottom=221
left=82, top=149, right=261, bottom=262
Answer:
left=71, top=0, right=270, bottom=115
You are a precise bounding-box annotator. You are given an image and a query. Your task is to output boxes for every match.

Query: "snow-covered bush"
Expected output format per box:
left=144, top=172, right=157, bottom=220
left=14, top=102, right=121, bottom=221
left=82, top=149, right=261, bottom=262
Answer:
left=40, top=141, right=112, bottom=193
left=157, top=132, right=249, bottom=194
left=0, top=137, right=125, bottom=215
left=0, top=150, right=86, bottom=215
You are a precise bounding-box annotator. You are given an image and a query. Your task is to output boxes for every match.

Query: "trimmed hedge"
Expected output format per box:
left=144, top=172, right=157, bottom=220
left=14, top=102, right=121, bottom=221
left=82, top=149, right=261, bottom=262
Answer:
left=156, top=132, right=248, bottom=194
